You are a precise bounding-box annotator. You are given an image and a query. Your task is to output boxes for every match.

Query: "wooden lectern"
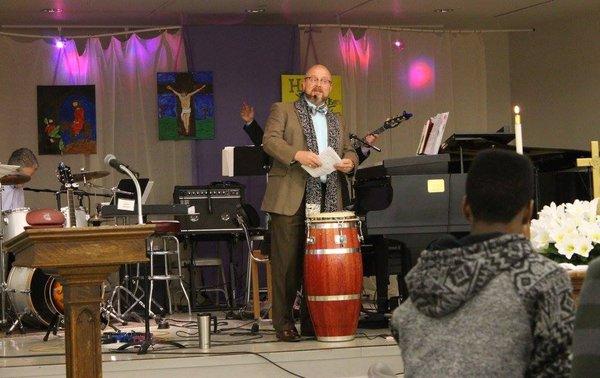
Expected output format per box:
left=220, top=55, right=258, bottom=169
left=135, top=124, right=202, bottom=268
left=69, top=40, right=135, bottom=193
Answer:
left=4, top=225, right=155, bottom=378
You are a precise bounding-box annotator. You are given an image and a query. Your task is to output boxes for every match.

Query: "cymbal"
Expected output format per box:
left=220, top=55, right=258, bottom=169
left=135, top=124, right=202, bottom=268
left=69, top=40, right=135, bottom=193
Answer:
left=0, top=164, right=20, bottom=176
left=72, top=170, right=109, bottom=182
left=0, top=173, right=31, bottom=185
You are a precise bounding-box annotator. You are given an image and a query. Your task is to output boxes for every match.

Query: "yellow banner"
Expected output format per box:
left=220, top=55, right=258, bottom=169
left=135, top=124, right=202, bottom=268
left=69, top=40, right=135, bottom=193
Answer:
left=280, top=75, right=343, bottom=114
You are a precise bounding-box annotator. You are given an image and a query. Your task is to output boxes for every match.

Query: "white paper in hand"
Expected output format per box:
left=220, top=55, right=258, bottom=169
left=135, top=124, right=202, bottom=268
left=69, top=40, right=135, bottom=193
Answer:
left=301, top=147, right=342, bottom=178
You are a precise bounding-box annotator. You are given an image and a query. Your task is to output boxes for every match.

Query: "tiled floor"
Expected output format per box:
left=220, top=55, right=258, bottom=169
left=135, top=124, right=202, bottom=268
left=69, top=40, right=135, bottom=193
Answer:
left=0, top=312, right=404, bottom=377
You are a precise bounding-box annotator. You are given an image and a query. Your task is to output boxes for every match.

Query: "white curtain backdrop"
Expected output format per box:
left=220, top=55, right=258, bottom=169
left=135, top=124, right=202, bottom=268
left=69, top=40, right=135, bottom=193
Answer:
left=300, top=28, right=499, bottom=165
left=0, top=32, right=190, bottom=211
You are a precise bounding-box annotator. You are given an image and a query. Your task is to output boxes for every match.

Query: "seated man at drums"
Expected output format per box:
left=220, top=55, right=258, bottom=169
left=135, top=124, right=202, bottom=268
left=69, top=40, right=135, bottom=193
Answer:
left=261, top=64, right=358, bottom=342
left=391, top=149, right=574, bottom=376
left=1, top=148, right=38, bottom=211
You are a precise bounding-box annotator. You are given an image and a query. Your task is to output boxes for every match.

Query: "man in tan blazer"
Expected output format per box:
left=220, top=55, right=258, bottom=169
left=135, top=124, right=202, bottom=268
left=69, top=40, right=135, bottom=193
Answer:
left=262, top=64, right=358, bottom=341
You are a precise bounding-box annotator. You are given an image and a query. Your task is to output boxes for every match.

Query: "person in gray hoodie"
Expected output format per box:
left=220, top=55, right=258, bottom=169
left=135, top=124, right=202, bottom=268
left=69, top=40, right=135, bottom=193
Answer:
left=390, top=149, right=574, bottom=377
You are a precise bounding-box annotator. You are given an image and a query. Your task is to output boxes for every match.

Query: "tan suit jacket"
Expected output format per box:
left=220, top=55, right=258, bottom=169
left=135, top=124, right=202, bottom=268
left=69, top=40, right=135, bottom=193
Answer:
left=261, top=102, right=359, bottom=216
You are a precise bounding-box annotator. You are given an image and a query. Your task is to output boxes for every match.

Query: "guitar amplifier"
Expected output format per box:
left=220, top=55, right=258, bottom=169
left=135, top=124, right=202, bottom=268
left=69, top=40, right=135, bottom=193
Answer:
left=173, top=182, right=245, bottom=233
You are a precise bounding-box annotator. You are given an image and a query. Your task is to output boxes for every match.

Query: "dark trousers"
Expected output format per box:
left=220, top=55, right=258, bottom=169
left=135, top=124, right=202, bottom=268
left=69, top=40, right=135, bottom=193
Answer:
left=269, top=204, right=306, bottom=331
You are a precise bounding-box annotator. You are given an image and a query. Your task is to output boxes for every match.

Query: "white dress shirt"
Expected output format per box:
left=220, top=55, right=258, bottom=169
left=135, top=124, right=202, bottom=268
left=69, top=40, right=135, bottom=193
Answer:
left=306, top=101, right=328, bottom=183
left=1, top=185, right=25, bottom=211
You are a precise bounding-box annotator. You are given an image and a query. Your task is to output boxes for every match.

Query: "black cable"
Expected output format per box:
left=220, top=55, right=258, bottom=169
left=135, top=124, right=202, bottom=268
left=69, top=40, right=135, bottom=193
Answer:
left=215, top=319, right=257, bottom=332
left=356, top=332, right=392, bottom=340
left=251, top=351, right=305, bottom=377
left=112, top=349, right=305, bottom=377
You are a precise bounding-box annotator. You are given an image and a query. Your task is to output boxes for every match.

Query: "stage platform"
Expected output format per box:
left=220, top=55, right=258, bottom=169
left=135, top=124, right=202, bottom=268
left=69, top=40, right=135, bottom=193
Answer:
left=0, top=312, right=404, bottom=377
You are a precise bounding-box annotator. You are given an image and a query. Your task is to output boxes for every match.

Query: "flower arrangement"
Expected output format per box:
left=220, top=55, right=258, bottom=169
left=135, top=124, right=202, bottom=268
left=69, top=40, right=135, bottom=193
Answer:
left=530, top=199, right=600, bottom=265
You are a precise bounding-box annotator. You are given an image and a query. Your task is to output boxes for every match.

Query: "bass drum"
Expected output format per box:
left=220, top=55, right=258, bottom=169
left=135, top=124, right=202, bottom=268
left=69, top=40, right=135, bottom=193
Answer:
left=2, top=207, right=31, bottom=241
left=6, top=267, right=63, bottom=328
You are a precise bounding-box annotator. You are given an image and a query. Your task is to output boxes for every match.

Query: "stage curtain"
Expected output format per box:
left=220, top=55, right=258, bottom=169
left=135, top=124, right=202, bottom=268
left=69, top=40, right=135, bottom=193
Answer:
left=0, top=31, right=189, bottom=209
left=300, top=28, right=497, bottom=164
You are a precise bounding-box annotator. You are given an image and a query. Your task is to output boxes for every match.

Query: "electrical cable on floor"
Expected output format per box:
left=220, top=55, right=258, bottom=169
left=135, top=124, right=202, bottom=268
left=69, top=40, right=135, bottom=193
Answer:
left=109, top=349, right=306, bottom=377
left=214, top=319, right=257, bottom=332
left=143, top=350, right=306, bottom=378
left=2, top=332, right=398, bottom=377
left=356, top=332, right=393, bottom=340
left=1, top=350, right=306, bottom=377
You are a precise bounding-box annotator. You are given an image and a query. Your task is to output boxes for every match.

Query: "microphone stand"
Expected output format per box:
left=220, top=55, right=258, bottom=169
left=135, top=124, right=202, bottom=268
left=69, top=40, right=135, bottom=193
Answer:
left=350, top=134, right=382, bottom=152
left=113, top=164, right=184, bottom=354
left=118, top=165, right=143, bottom=225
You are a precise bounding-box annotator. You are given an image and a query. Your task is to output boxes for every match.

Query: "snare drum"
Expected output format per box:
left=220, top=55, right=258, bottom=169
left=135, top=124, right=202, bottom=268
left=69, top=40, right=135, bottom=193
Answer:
left=6, top=266, right=63, bottom=328
left=304, top=211, right=363, bottom=342
left=2, top=207, right=31, bottom=241
left=60, top=206, right=88, bottom=227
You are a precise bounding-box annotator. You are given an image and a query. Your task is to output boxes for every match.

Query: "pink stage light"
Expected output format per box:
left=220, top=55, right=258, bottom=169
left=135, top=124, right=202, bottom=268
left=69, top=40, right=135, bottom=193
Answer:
left=408, top=59, right=434, bottom=90
left=55, top=39, right=65, bottom=49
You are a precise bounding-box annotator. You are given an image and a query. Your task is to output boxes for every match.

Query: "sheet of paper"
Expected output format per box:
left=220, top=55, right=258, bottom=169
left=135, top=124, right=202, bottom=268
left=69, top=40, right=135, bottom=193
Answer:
left=117, top=198, right=135, bottom=211
left=141, top=181, right=154, bottom=204
left=221, top=146, right=234, bottom=177
left=424, top=112, right=449, bottom=155
left=301, top=147, right=342, bottom=178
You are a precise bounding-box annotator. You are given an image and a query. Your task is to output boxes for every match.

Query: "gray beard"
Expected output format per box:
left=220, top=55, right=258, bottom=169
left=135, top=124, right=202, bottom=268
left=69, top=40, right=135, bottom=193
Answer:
left=304, top=92, right=327, bottom=106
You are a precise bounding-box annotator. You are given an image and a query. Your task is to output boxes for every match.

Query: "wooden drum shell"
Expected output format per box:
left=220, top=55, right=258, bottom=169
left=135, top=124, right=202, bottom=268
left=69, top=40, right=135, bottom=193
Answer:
left=304, top=216, right=363, bottom=342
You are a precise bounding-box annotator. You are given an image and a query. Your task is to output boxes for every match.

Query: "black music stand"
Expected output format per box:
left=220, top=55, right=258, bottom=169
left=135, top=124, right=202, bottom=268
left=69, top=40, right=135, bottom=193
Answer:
left=222, top=146, right=270, bottom=176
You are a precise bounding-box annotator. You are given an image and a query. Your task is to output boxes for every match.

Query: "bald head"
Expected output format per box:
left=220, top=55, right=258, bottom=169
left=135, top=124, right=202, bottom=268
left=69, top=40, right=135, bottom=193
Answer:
left=305, top=64, right=331, bottom=78
left=302, top=64, right=333, bottom=106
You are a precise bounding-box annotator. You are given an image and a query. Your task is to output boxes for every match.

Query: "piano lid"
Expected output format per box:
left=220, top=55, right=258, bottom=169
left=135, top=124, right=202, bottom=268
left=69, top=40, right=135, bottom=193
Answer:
left=356, top=154, right=451, bottom=179
left=439, top=133, right=590, bottom=172
left=440, top=133, right=516, bottom=152
left=356, top=132, right=590, bottom=179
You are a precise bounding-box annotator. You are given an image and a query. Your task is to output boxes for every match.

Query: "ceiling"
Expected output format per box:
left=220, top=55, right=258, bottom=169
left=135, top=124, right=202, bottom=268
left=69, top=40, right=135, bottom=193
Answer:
left=0, top=0, right=599, bottom=31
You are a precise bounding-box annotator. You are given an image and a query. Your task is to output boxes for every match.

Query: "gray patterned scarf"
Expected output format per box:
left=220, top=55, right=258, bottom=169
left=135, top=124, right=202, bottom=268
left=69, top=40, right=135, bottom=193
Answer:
left=294, top=95, right=341, bottom=214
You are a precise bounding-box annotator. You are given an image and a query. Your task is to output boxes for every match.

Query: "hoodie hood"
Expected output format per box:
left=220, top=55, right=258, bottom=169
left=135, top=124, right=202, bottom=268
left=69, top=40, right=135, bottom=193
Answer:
left=406, top=233, right=532, bottom=318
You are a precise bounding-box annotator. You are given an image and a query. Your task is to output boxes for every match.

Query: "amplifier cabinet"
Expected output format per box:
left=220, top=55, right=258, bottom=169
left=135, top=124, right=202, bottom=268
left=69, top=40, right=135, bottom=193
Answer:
left=173, top=184, right=244, bottom=232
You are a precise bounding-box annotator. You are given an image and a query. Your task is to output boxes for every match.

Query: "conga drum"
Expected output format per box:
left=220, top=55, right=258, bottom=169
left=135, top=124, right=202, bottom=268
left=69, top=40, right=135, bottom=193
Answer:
left=304, top=211, right=363, bottom=342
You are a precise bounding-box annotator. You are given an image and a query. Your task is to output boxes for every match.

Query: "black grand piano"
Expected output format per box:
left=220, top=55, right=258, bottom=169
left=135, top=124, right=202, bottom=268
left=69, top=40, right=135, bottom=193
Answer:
left=354, top=133, right=592, bottom=310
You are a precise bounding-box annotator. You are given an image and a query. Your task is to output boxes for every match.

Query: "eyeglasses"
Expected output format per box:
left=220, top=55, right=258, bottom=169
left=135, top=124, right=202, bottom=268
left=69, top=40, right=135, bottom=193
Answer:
left=304, top=76, right=332, bottom=86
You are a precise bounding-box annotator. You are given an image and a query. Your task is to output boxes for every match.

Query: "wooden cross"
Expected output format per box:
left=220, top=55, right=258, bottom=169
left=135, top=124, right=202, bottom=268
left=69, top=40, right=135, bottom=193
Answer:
left=577, top=140, right=600, bottom=200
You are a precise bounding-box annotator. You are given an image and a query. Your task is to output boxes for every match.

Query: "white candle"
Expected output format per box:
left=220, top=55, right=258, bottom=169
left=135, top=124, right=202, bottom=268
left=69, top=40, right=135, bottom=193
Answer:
left=514, top=105, right=523, bottom=155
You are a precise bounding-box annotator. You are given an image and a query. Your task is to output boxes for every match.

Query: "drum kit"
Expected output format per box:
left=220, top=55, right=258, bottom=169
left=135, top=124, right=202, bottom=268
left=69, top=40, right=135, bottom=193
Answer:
left=0, top=164, right=128, bottom=334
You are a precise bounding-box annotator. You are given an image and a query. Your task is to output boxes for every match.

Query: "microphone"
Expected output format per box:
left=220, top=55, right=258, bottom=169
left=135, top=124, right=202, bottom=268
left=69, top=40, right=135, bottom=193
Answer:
left=104, top=154, right=138, bottom=176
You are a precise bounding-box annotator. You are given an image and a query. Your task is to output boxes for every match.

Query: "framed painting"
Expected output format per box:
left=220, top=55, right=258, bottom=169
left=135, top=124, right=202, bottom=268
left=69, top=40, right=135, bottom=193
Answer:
left=37, top=85, right=96, bottom=155
left=157, top=72, right=214, bottom=140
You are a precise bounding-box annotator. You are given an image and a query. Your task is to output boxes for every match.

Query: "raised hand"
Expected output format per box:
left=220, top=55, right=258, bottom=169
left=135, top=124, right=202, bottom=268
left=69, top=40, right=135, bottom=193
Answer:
left=240, top=102, right=255, bottom=124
